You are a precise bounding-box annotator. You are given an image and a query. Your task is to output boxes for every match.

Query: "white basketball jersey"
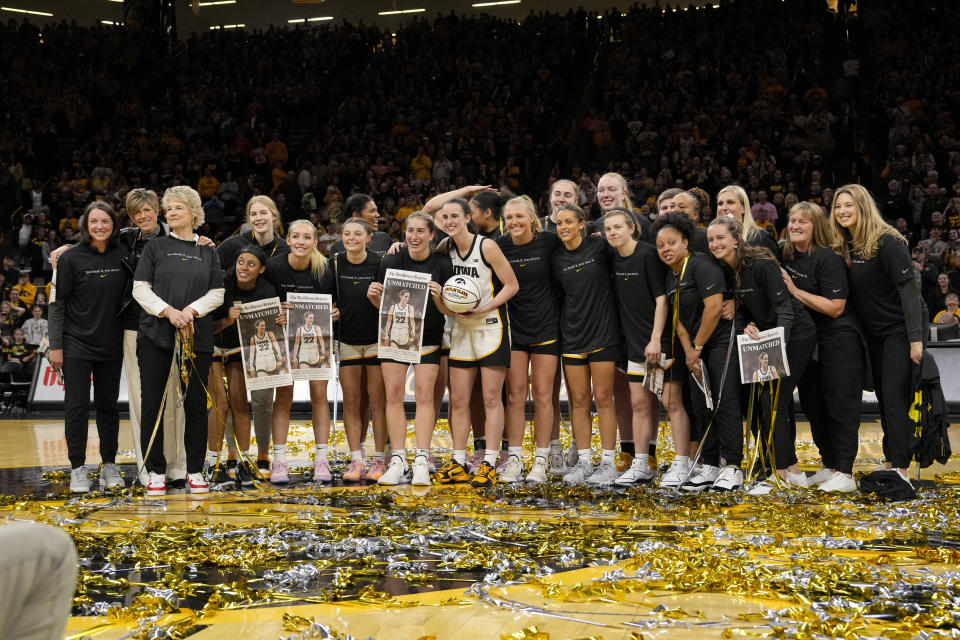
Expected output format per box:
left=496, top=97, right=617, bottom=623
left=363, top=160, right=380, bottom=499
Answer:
left=390, top=303, right=411, bottom=344
left=299, top=325, right=321, bottom=363
left=449, top=235, right=501, bottom=329
left=254, top=333, right=277, bottom=370
left=754, top=366, right=775, bottom=382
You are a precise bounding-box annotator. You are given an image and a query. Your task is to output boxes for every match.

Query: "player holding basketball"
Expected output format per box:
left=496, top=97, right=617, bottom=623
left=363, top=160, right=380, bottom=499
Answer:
left=435, top=197, right=518, bottom=488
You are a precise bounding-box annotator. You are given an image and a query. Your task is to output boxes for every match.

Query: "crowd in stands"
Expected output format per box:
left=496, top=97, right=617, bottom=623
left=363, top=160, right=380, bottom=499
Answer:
left=1, top=0, right=959, bottom=383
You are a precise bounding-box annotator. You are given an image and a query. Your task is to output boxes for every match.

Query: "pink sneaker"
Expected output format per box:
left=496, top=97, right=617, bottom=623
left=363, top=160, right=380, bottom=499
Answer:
left=496, top=450, right=510, bottom=472
left=467, top=449, right=484, bottom=473
left=342, top=458, right=366, bottom=482
left=270, top=459, right=289, bottom=484
left=313, top=458, right=332, bottom=483
left=366, top=458, right=386, bottom=481
left=428, top=454, right=437, bottom=473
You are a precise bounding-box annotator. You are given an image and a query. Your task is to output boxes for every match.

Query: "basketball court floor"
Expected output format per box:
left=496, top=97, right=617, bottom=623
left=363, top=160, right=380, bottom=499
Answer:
left=1, top=417, right=958, bottom=639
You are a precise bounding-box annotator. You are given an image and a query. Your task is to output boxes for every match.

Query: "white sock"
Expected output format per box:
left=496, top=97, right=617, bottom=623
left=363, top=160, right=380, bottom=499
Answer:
left=535, top=447, right=550, bottom=461
left=315, top=444, right=328, bottom=460
left=350, top=449, right=362, bottom=462
left=484, top=449, right=498, bottom=465
left=205, top=450, right=219, bottom=466
left=415, top=448, right=429, bottom=461
left=601, top=449, right=616, bottom=464
left=635, top=453, right=650, bottom=468
left=508, top=446, right=522, bottom=459
left=273, top=444, right=287, bottom=462
left=391, top=449, right=406, bottom=466
left=374, top=451, right=385, bottom=461
left=577, top=448, right=592, bottom=464
left=674, top=455, right=690, bottom=469
left=453, top=449, right=466, bottom=464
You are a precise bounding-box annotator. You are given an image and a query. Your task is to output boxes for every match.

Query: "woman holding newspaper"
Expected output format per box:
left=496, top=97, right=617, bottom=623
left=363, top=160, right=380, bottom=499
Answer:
left=652, top=212, right=741, bottom=491
left=781, top=201, right=864, bottom=493
left=829, top=184, right=924, bottom=491
left=706, top=217, right=817, bottom=495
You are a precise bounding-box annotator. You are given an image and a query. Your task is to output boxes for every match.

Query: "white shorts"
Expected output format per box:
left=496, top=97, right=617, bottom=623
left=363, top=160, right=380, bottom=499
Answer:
left=338, top=342, right=379, bottom=366
left=448, top=323, right=510, bottom=368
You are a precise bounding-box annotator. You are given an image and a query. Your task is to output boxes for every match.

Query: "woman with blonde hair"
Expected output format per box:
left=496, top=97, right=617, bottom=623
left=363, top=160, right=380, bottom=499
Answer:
left=267, top=219, right=337, bottom=484
left=829, top=183, right=924, bottom=489
left=495, top=195, right=560, bottom=483
left=541, top=179, right=581, bottom=233
left=133, top=186, right=225, bottom=496
left=781, top=201, right=863, bottom=492
left=715, top=185, right=779, bottom=257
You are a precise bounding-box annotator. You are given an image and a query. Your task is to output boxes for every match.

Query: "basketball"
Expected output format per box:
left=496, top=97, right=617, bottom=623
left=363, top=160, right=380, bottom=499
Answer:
left=442, top=275, right=482, bottom=313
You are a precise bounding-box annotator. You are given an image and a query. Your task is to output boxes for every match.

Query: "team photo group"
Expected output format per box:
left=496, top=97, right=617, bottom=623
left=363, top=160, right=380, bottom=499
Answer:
left=51, top=172, right=927, bottom=497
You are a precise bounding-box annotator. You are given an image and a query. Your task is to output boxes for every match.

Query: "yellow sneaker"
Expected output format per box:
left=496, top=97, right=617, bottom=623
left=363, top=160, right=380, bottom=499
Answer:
left=436, top=460, right=471, bottom=484
left=470, top=461, right=498, bottom=488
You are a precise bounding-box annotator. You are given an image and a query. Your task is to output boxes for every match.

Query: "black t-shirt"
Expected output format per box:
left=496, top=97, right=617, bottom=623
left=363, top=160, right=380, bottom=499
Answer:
left=612, top=242, right=668, bottom=361
left=331, top=251, right=383, bottom=345
left=731, top=257, right=815, bottom=337
left=378, top=248, right=453, bottom=346
left=48, top=243, right=126, bottom=361
left=847, top=234, right=914, bottom=337
left=664, top=252, right=730, bottom=349
left=217, top=231, right=290, bottom=270
left=691, top=226, right=709, bottom=254
left=748, top=228, right=780, bottom=261
left=213, top=272, right=278, bottom=351
left=496, top=232, right=560, bottom=346
left=265, top=254, right=335, bottom=301
left=118, top=226, right=167, bottom=331
left=784, top=248, right=854, bottom=333
left=134, top=236, right=224, bottom=353
left=551, top=235, right=621, bottom=353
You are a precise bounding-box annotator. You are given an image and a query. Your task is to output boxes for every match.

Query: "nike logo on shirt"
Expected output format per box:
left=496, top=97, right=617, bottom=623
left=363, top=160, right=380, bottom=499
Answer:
left=901, top=267, right=911, bottom=274
left=832, top=288, right=841, bottom=293
left=706, top=283, right=716, bottom=290
left=776, top=289, right=784, bottom=296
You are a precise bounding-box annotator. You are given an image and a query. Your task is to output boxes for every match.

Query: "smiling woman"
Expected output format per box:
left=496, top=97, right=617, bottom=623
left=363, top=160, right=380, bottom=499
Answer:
left=47, top=200, right=128, bottom=494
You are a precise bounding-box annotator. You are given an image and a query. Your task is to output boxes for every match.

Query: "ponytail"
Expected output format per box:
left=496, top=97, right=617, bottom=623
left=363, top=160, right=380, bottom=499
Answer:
left=288, top=219, right=329, bottom=281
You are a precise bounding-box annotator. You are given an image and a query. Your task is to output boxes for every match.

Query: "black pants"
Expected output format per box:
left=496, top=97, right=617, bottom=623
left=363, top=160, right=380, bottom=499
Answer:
left=797, top=326, right=863, bottom=474
left=137, top=338, right=211, bottom=475
left=63, top=357, right=122, bottom=469
left=693, top=337, right=742, bottom=467
left=749, top=329, right=817, bottom=475
left=867, top=332, right=914, bottom=469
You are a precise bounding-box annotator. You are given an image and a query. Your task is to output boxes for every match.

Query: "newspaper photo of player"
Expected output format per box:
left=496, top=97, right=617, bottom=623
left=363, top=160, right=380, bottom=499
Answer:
left=238, top=297, right=292, bottom=391
left=377, top=268, right=430, bottom=364
left=736, top=326, right=790, bottom=385
left=287, top=292, right=334, bottom=381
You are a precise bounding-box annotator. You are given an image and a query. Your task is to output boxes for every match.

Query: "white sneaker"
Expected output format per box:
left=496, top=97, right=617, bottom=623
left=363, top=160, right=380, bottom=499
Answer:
left=548, top=451, right=567, bottom=476
left=681, top=464, right=720, bottom=492
left=377, top=458, right=411, bottom=486
left=70, top=467, right=91, bottom=494
left=146, top=472, right=166, bottom=497
left=746, top=476, right=777, bottom=495
left=499, top=455, right=523, bottom=483
left=659, top=461, right=689, bottom=488
left=562, top=459, right=594, bottom=485
left=585, top=460, right=619, bottom=487
left=186, top=472, right=209, bottom=494
left=99, top=463, right=124, bottom=489
left=564, top=446, right=579, bottom=468
left=807, top=468, right=836, bottom=486
left=411, top=457, right=430, bottom=486
left=615, top=459, right=655, bottom=486
left=526, top=457, right=548, bottom=484
left=785, top=470, right=810, bottom=487
left=819, top=473, right=857, bottom=493
left=712, top=466, right=744, bottom=492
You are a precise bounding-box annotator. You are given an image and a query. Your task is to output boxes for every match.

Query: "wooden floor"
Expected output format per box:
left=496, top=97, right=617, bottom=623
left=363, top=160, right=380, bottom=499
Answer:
left=0, top=417, right=958, bottom=640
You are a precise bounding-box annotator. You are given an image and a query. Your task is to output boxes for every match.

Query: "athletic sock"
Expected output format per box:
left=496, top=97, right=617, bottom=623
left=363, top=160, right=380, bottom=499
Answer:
left=205, top=450, right=219, bottom=467
left=373, top=451, right=385, bottom=461
left=415, top=448, right=429, bottom=462
left=315, top=444, right=329, bottom=460
left=508, top=446, right=522, bottom=460
left=473, top=437, right=486, bottom=451
left=350, top=449, right=362, bottom=462
left=535, top=447, right=550, bottom=461
left=483, top=449, right=498, bottom=465
left=674, top=455, right=690, bottom=469
left=620, top=439, right=635, bottom=456
left=648, top=440, right=658, bottom=458
left=501, top=439, right=509, bottom=451
left=635, top=453, right=650, bottom=468
left=601, top=449, right=616, bottom=465
left=453, top=449, right=467, bottom=464
left=577, top=448, right=592, bottom=464
left=273, top=444, right=287, bottom=462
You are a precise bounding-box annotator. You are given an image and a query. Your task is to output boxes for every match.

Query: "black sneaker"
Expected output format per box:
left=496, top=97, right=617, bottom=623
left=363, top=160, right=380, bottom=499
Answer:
left=256, top=459, right=270, bottom=472
left=236, top=461, right=257, bottom=488
left=226, top=459, right=238, bottom=479
left=206, top=465, right=232, bottom=486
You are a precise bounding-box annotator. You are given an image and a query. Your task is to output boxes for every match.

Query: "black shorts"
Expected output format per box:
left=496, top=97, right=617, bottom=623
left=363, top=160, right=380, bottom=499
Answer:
left=380, top=345, right=442, bottom=366
left=562, top=345, right=620, bottom=366
left=512, top=339, right=560, bottom=356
